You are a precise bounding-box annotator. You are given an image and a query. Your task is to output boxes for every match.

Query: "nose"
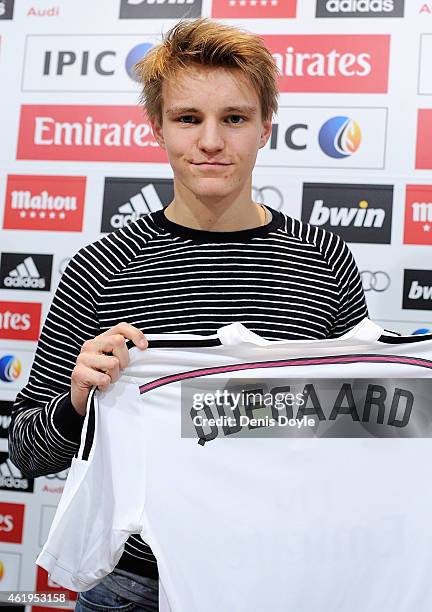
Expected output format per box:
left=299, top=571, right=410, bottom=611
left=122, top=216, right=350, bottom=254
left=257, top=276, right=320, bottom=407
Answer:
left=197, top=118, right=224, bottom=153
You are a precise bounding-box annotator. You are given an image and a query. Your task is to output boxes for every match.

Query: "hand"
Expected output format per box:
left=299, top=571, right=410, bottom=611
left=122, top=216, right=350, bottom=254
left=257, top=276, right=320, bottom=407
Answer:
left=70, top=322, right=148, bottom=416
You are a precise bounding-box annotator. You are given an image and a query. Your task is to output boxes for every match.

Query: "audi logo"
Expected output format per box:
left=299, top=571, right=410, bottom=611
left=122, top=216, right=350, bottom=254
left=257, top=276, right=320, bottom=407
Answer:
left=360, top=271, right=391, bottom=292
left=45, top=469, right=69, bottom=481
left=252, top=185, right=283, bottom=210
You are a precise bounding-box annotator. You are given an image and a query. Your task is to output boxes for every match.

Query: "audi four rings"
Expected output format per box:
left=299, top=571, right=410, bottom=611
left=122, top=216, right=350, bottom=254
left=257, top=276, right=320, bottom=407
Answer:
left=360, top=271, right=391, bottom=292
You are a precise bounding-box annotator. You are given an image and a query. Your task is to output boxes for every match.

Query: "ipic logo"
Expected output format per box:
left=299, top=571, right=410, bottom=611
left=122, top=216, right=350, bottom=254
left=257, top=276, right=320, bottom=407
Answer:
left=301, top=183, right=393, bottom=243
left=0, top=0, right=14, bottom=19
left=22, top=36, right=157, bottom=92
left=404, top=185, right=432, bottom=245
left=0, top=452, right=34, bottom=492
left=403, top=270, right=432, bottom=310
left=319, top=116, right=362, bottom=159
left=316, top=0, right=404, bottom=17
left=43, top=49, right=115, bottom=76
left=262, top=106, right=387, bottom=169
left=0, top=253, right=53, bottom=291
left=101, top=178, right=173, bottom=232
left=0, top=356, right=21, bottom=383
left=125, top=43, right=152, bottom=81
left=119, top=0, right=202, bottom=19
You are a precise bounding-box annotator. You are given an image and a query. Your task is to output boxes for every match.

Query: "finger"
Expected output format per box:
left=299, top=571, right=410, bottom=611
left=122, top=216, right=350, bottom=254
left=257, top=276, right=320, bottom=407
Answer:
left=72, top=364, right=112, bottom=393
left=110, top=341, right=129, bottom=371
left=82, top=333, right=126, bottom=356
left=77, top=353, right=121, bottom=382
left=98, top=322, right=148, bottom=349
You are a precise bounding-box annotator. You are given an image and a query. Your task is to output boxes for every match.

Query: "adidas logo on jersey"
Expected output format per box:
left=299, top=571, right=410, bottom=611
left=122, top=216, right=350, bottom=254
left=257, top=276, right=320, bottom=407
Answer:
left=408, top=281, right=432, bottom=301
left=4, top=257, right=45, bottom=289
left=110, top=184, right=162, bottom=229
left=309, top=199, right=385, bottom=228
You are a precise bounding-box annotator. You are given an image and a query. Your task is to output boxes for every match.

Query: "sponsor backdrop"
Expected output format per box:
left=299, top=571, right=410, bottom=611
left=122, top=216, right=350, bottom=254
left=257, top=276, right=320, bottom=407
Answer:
left=0, top=0, right=431, bottom=607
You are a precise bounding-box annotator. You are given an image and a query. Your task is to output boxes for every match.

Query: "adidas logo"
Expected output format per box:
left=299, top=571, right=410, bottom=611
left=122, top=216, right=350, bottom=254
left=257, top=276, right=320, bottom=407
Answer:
left=4, top=256, right=45, bottom=289
left=110, top=184, right=163, bottom=229
left=323, top=0, right=395, bottom=13
left=0, top=456, right=29, bottom=490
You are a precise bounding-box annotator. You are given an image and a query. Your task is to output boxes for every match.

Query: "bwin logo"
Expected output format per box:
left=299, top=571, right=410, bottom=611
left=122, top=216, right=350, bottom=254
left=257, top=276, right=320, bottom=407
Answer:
left=408, top=281, right=432, bottom=301
left=309, top=199, right=385, bottom=228
left=110, top=183, right=162, bottom=229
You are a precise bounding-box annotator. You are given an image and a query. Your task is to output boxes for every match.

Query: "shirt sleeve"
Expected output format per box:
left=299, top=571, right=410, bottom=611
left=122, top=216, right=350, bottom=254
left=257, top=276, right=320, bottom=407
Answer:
left=8, top=247, right=102, bottom=478
left=321, top=231, right=369, bottom=338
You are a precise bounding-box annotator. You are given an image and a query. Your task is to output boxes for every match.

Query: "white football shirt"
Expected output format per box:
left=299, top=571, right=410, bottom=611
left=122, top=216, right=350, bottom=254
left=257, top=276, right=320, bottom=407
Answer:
left=37, top=318, right=432, bottom=611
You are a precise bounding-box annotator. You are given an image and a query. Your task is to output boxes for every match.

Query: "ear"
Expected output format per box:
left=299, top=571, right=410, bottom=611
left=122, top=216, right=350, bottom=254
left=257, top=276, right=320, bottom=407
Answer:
left=258, top=119, right=272, bottom=150
left=150, top=117, right=166, bottom=150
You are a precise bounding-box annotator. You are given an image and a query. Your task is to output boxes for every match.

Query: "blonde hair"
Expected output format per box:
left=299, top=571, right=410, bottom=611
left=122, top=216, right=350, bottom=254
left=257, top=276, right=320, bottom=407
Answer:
left=134, top=17, right=279, bottom=125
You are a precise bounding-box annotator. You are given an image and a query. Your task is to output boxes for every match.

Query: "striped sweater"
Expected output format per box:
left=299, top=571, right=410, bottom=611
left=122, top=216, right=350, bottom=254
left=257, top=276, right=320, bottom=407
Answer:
left=9, top=204, right=368, bottom=579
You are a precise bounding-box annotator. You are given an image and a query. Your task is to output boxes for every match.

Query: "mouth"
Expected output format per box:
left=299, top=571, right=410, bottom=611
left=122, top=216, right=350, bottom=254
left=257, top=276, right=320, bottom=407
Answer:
left=191, top=163, right=232, bottom=169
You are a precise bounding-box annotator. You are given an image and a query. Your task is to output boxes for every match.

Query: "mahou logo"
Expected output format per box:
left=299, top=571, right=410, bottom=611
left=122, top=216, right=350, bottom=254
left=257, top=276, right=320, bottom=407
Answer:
left=17, top=105, right=169, bottom=163
left=3, top=175, right=86, bottom=231
left=0, top=301, right=41, bottom=341
left=212, top=0, right=296, bottom=19
left=404, top=185, right=432, bottom=245
left=0, top=502, right=24, bottom=544
left=262, top=34, right=390, bottom=93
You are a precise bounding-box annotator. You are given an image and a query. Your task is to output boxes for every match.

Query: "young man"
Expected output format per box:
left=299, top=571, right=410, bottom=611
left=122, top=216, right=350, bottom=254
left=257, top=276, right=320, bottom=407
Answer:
left=9, top=17, right=368, bottom=611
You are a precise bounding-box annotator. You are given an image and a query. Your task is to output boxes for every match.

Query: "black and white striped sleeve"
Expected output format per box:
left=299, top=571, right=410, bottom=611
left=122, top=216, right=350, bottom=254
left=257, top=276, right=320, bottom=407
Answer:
left=8, top=248, right=101, bottom=478
left=320, top=230, right=368, bottom=338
